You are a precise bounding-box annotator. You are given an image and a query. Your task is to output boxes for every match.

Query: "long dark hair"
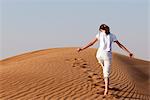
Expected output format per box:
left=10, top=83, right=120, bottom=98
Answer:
left=99, top=24, right=110, bottom=35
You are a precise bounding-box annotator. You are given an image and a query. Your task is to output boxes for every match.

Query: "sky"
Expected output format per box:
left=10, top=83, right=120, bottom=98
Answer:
left=0, top=0, right=150, bottom=61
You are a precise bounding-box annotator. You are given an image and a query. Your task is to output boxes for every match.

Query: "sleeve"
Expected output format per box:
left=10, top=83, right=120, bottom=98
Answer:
left=112, top=34, right=117, bottom=42
left=96, top=32, right=100, bottom=40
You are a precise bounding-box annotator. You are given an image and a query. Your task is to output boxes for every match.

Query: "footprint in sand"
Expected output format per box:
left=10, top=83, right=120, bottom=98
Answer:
left=66, top=57, right=115, bottom=96
left=70, top=58, right=105, bottom=91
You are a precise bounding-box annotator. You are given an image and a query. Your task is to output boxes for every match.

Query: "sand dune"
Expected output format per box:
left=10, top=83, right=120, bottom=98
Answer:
left=0, top=48, right=149, bottom=100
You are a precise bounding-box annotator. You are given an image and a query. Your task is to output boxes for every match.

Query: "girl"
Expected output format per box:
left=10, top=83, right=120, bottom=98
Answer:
left=77, top=24, right=133, bottom=96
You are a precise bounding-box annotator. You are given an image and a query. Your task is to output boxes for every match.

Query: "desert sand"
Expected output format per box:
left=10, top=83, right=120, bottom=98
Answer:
left=0, top=48, right=150, bottom=100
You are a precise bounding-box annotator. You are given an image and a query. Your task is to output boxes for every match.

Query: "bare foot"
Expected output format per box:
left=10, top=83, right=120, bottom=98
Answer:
left=104, top=89, right=108, bottom=96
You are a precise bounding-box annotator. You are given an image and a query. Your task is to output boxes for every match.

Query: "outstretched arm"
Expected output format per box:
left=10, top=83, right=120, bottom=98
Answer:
left=115, top=40, right=133, bottom=58
left=77, top=38, right=98, bottom=52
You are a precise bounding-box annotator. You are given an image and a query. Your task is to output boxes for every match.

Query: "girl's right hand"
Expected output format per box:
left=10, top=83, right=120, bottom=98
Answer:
left=77, top=48, right=82, bottom=52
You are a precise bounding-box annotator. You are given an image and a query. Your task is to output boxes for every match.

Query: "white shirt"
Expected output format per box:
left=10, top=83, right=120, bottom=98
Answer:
left=96, top=32, right=117, bottom=52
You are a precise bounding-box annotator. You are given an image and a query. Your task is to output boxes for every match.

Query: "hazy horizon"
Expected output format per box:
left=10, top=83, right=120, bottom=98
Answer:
left=1, top=0, right=150, bottom=61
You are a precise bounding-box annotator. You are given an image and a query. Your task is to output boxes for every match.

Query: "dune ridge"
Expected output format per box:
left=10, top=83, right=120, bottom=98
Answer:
left=0, top=48, right=150, bottom=100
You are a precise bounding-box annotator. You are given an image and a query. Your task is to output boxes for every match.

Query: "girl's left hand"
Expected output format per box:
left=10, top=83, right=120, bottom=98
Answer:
left=129, top=53, right=133, bottom=58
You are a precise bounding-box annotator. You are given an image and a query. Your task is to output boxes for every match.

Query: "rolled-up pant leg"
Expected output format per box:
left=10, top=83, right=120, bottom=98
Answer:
left=97, top=58, right=111, bottom=78
left=103, top=58, right=111, bottom=78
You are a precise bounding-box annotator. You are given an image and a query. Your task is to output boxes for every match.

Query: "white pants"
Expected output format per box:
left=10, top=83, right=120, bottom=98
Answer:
left=96, top=50, right=112, bottom=78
